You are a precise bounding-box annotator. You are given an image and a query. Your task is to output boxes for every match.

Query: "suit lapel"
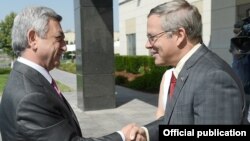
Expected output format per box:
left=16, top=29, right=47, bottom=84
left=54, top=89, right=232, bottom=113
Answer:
left=43, top=85, right=83, bottom=136
left=164, top=44, right=209, bottom=124
left=14, top=61, right=82, bottom=135
left=42, top=75, right=82, bottom=135
left=61, top=95, right=82, bottom=136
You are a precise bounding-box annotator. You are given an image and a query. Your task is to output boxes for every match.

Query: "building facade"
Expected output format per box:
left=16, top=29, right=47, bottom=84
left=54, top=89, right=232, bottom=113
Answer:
left=114, top=31, right=120, bottom=54
left=64, top=31, right=75, bottom=45
left=118, top=0, right=250, bottom=64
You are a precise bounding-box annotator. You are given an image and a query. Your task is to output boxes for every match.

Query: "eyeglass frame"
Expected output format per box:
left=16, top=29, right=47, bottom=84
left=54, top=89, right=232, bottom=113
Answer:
left=147, top=30, right=172, bottom=45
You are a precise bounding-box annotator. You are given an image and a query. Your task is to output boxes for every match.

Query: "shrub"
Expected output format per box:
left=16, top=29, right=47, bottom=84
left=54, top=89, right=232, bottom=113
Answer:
left=115, top=55, right=153, bottom=74
left=115, top=75, right=128, bottom=85
left=0, top=68, right=11, bottom=74
left=127, top=67, right=167, bottom=93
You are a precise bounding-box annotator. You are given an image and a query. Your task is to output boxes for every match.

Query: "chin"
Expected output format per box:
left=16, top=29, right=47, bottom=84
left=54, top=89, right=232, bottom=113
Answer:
left=154, top=59, right=165, bottom=66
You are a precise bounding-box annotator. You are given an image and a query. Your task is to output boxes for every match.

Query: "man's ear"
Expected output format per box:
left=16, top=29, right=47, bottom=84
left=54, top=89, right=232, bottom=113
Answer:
left=176, top=27, right=187, bottom=47
left=27, top=29, right=37, bottom=50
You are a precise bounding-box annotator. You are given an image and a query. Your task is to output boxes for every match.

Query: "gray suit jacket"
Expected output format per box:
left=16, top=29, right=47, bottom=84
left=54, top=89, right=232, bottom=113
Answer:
left=146, top=45, right=246, bottom=141
left=0, top=61, right=122, bottom=141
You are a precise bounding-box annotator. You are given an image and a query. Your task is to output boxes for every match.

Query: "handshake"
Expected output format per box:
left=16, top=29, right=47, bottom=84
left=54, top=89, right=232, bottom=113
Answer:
left=121, top=123, right=147, bottom=141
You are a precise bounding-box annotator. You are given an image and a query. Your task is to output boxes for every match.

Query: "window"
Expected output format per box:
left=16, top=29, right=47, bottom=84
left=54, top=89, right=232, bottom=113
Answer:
left=126, top=33, right=136, bottom=55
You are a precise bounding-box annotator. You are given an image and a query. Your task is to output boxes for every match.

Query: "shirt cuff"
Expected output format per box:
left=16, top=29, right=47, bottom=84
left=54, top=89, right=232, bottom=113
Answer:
left=117, top=131, right=125, bottom=141
left=141, top=127, right=150, bottom=141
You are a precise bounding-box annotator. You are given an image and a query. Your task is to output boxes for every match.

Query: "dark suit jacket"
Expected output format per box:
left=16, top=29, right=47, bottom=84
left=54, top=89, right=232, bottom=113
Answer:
left=0, top=61, right=122, bottom=141
left=146, top=45, right=246, bottom=141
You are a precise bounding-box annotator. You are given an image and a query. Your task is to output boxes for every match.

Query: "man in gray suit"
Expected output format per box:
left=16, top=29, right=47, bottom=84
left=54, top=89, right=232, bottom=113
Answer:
left=0, top=6, right=134, bottom=141
left=129, top=0, right=246, bottom=141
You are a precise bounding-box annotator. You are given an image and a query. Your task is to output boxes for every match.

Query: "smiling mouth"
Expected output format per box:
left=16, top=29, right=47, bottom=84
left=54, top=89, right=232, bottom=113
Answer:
left=151, top=51, right=158, bottom=57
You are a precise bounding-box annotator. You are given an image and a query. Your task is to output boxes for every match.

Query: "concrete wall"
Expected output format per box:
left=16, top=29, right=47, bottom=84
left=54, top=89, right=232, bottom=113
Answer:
left=74, top=0, right=116, bottom=111
left=210, top=0, right=236, bottom=64
left=64, top=31, right=75, bottom=45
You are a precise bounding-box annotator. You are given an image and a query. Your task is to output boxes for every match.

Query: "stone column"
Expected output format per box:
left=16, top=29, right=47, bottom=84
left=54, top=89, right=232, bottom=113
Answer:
left=74, top=0, right=115, bottom=111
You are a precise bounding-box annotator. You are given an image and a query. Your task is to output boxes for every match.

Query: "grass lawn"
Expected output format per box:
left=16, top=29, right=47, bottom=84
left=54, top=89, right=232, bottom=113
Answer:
left=0, top=74, right=73, bottom=96
left=0, top=74, right=9, bottom=96
left=56, top=81, right=73, bottom=92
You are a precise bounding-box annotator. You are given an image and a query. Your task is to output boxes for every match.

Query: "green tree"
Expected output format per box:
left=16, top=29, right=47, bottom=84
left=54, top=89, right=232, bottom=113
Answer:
left=0, top=12, right=16, bottom=58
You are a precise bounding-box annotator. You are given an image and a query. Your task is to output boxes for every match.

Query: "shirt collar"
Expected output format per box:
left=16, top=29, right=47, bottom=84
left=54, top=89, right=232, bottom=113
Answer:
left=173, top=43, right=201, bottom=78
left=17, top=57, right=52, bottom=83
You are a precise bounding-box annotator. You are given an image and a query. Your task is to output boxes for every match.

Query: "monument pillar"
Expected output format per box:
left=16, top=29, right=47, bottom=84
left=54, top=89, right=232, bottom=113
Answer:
left=74, top=0, right=115, bottom=111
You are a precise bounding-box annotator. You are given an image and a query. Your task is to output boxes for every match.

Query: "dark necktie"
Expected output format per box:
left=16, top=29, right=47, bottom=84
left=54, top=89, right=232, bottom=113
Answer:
left=169, top=72, right=177, bottom=98
left=51, top=79, right=62, bottom=98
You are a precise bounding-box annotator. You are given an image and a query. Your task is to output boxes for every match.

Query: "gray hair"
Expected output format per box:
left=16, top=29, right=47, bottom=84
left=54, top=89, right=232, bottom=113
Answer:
left=12, top=6, right=62, bottom=56
left=148, top=0, right=202, bottom=43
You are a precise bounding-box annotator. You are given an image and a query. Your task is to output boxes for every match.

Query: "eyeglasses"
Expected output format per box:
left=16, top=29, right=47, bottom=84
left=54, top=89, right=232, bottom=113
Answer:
left=147, top=31, right=170, bottom=45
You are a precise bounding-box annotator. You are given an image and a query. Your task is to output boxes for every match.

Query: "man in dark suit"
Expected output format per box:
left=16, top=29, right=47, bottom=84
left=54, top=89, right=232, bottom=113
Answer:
left=129, top=0, right=246, bottom=141
left=0, top=6, right=134, bottom=141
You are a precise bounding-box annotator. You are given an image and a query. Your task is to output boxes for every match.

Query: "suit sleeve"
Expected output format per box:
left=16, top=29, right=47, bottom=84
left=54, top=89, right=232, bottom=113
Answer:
left=144, top=116, right=164, bottom=141
left=193, top=69, right=244, bottom=124
left=16, top=93, right=122, bottom=141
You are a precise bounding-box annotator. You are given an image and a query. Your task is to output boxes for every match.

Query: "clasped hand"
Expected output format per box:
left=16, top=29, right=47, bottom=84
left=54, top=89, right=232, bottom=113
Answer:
left=121, top=123, right=147, bottom=141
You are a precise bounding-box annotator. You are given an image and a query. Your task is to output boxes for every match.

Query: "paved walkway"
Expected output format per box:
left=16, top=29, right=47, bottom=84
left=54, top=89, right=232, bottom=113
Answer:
left=50, top=69, right=158, bottom=138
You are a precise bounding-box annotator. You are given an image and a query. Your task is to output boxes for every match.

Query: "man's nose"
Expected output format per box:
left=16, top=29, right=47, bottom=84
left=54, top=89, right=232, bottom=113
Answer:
left=63, top=45, right=67, bottom=52
left=62, top=41, right=67, bottom=51
left=145, top=40, right=152, bottom=49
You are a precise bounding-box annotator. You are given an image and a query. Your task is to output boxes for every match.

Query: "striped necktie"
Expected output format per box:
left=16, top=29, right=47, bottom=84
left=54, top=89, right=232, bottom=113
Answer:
left=51, top=79, right=62, bottom=98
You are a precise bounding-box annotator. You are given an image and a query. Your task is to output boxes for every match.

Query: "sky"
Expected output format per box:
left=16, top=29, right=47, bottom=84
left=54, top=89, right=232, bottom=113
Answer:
left=0, top=0, right=119, bottom=32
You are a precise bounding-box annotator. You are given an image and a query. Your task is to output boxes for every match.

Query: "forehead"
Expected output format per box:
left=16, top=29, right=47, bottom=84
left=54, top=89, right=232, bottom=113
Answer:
left=47, top=19, right=63, bottom=35
left=147, top=15, right=163, bottom=33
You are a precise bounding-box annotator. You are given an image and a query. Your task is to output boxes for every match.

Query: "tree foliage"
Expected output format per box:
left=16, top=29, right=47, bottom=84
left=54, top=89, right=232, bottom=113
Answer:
left=0, top=12, right=16, bottom=57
